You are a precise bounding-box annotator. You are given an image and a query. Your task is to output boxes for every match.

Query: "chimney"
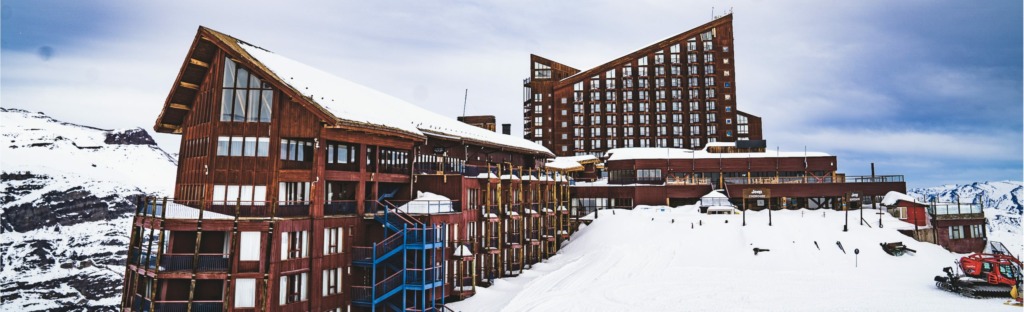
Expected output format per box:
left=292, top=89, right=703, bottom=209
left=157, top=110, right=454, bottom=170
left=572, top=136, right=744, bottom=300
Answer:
left=502, top=124, right=511, bottom=135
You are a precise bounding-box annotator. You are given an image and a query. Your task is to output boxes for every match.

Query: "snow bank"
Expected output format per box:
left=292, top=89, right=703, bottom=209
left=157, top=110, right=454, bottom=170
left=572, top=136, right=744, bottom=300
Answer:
left=450, top=208, right=1003, bottom=311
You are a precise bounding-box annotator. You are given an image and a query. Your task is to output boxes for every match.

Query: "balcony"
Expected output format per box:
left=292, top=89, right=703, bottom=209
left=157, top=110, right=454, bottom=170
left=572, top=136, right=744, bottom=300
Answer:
left=324, top=200, right=358, bottom=216
left=928, top=203, right=984, bottom=220
left=158, top=254, right=229, bottom=272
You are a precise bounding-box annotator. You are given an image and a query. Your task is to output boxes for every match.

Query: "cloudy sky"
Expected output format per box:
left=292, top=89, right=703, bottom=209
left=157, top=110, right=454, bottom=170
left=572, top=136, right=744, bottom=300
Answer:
left=2, top=0, right=1021, bottom=188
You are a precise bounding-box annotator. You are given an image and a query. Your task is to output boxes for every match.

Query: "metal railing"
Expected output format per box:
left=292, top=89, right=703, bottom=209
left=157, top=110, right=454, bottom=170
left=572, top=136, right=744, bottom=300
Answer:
left=324, top=200, right=358, bottom=215
left=385, top=200, right=459, bottom=215
left=157, top=254, right=229, bottom=272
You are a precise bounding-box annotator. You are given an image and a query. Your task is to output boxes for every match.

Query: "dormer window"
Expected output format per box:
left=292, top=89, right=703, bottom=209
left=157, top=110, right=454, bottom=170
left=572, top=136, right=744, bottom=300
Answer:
left=221, top=58, right=273, bottom=123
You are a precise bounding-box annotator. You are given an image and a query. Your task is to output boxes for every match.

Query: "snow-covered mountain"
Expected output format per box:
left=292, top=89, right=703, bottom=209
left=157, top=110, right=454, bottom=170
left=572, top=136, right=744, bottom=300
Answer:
left=0, top=108, right=176, bottom=311
left=908, top=181, right=1023, bottom=256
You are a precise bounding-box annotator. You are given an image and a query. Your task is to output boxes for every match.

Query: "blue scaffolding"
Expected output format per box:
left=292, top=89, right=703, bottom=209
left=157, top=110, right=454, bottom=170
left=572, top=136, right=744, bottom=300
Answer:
left=353, top=201, right=447, bottom=311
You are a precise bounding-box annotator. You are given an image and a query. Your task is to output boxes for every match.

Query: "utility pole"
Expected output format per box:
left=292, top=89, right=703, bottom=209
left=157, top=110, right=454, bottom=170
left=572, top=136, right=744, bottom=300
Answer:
left=462, top=89, right=468, bottom=116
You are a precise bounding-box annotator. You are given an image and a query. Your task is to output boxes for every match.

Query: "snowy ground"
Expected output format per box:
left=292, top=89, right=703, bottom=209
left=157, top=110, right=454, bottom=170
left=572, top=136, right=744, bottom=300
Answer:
left=450, top=207, right=1012, bottom=312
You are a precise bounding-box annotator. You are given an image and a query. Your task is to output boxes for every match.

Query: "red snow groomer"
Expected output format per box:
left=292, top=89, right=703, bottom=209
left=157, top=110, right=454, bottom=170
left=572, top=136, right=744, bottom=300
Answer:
left=934, top=252, right=1022, bottom=303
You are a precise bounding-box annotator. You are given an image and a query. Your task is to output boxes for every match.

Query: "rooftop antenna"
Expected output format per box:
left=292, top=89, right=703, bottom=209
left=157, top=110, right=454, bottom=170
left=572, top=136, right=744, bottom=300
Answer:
left=462, top=89, right=469, bottom=116
left=711, top=7, right=715, bottom=19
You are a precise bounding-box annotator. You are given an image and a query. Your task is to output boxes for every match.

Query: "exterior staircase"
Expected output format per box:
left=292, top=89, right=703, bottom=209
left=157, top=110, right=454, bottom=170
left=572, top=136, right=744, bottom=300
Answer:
left=352, top=200, right=447, bottom=311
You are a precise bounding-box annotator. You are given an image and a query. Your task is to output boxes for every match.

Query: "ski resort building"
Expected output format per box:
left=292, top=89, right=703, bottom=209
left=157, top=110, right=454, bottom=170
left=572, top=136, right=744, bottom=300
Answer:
left=523, top=14, right=763, bottom=157
left=121, top=27, right=578, bottom=312
left=569, top=142, right=907, bottom=213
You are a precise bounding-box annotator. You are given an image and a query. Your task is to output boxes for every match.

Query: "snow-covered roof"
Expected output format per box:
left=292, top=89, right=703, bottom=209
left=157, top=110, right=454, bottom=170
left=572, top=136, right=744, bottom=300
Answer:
left=453, top=245, right=473, bottom=257
left=216, top=32, right=552, bottom=157
left=702, top=190, right=728, bottom=199
left=397, top=191, right=455, bottom=214
left=545, top=158, right=584, bottom=171
left=881, top=191, right=922, bottom=206
left=604, top=144, right=830, bottom=161
left=500, top=174, right=521, bottom=181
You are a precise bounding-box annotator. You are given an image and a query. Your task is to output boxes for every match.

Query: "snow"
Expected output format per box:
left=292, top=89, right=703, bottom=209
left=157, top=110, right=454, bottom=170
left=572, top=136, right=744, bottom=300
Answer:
left=477, top=173, right=498, bottom=179
left=604, top=145, right=831, bottom=161
left=397, top=191, right=454, bottom=214
left=882, top=191, right=921, bottom=206
left=237, top=43, right=553, bottom=157
left=544, top=159, right=583, bottom=171
left=450, top=208, right=1005, bottom=311
left=454, top=245, right=473, bottom=257
left=0, top=109, right=176, bottom=212
left=500, top=174, right=521, bottom=181
left=147, top=202, right=234, bottom=220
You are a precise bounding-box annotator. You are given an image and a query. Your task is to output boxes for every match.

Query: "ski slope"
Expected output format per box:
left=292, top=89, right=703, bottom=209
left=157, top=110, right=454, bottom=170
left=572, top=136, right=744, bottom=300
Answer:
left=450, top=207, right=1010, bottom=311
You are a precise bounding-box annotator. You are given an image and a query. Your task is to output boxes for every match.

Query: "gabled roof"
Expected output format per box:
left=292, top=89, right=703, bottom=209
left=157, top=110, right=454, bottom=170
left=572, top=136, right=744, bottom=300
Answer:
left=155, top=26, right=554, bottom=157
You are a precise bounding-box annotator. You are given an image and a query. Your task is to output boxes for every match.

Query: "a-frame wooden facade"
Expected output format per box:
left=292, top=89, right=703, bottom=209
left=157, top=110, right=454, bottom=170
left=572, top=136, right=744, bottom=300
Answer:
left=122, top=26, right=577, bottom=312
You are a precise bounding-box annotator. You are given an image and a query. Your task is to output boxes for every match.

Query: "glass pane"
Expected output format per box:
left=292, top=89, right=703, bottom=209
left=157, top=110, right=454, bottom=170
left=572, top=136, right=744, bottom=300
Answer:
left=222, top=58, right=236, bottom=88
left=243, top=137, right=257, bottom=157
left=247, top=90, right=260, bottom=122
left=327, top=145, right=334, bottom=164
left=226, top=185, right=240, bottom=204
left=217, top=137, right=230, bottom=156
left=233, top=89, right=246, bottom=122
left=236, top=67, right=250, bottom=88
left=220, top=90, right=233, bottom=122
left=240, top=185, right=253, bottom=203
left=340, top=145, right=349, bottom=164
left=230, top=137, right=243, bottom=156
left=280, top=140, right=289, bottom=160
left=296, top=142, right=304, bottom=161
left=257, top=138, right=270, bottom=157
left=260, top=90, right=273, bottom=123
left=249, top=73, right=260, bottom=90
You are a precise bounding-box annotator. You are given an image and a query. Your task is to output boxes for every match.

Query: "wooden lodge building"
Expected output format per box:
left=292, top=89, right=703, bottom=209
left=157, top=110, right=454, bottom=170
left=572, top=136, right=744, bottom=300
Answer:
left=121, top=27, right=577, bottom=312
left=568, top=141, right=907, bottom=213
left=524, top=13, right=763, bottom=158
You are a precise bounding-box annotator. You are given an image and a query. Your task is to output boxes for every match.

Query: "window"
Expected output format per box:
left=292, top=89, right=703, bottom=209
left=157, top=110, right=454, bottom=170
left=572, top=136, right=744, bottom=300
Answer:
left=624, top=127, right=634, bottom=136
left=707, top=101, right=717, bottom=110
left=636, top=169, right=662, bottom=182
left=282, top=230, right=309, bottom=260
left=221, top=58, right=273, bottom=123
left=703, top=41, right=713, bottom=51
left=738, top=124, right=749, bottom=135
left=705, top=88, right=716, bottom=98
left=213, top=185, right=267, bottom=205
left=896, top=207, right=907, bottom=219
left=700, top=31, right=713, bottom=41
left=325, top=227, right=343, bottom=254
left=707, top=125, right=717, bottom=135
left=327, top=142, right=356, bottom=164
left=948, top=225, right=964, bottom=240
left=690, top=138, right=700, bottom=148
left=689, top=101, right=700, bottom=111
left=704, top=53, right=714, bottom=63
left=969, top=224, right=984, bottom=238
left=235, top=278, right=256, bottom=308
left=533, top=62, right=551, bottom=79
left=534, top=105, right=543, bottom=114
left=280, top=273, right=308, bottom=304
left=323, top=267, right=342, bottom=296
left=686, top=40, right=697, bottom=51
left=690, top=125, right=701, bottom=135
left=217, top=136, right=269, bottom=157
left=690, top=113, right=700, bottom=123
left=705, top=65, right=715, bottom=74
left=673, top=138, right=682, bottom=147
left=638, top=56, right=648, bottom=66
left=281, top=139, right=314, bottom=162
left=534, top=128, right=543, bottom=137
left=534, top=116, right=543, bottom=126
left=280, top=182, right=311, bottom=205
left=705, top=77, right=715, bottom=86
left=240, top=232, right=261, bottom=261
left=723, top=46, right=729, bottom=52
